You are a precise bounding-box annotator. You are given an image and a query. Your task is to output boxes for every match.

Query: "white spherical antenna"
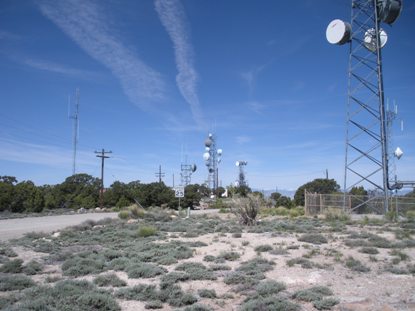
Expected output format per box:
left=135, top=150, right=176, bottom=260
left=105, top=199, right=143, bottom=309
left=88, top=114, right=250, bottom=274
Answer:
left=363, top=28, right=388, bottom=52
left=208, top=133, right=213, bottom=138
left=217, top=149, right=223, bottom=155
left=326, top=19, right=351, bottom=45
left=394, top=147, right=403, bottom=159
left=204, top=138, right=212, bottom=147
left=203, top=152, right=210, bottom=161
left=205, top=147, right=210, bottom=151
left=235, top=161, right=239, bottom=167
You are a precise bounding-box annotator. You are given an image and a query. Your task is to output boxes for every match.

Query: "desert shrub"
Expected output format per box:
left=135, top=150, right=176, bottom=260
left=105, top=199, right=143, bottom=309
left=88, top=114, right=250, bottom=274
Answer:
left=324, top=208, right=350, bottom=222
left=108, top=257, right=130, bottom=271
left=130, top=205, right=145, bottom=218
left=287, top=257, right=314, bottom=269
left=389, top=250, right=410, bottom=261
left=62, top=254, right=105, bottom=276
left=0, top=246, right=17, bottom=257
left=23, top=260, right=43, bottom=275
left=0, top=274, right=35, bottom=291
left=292, top=286, right=333, bottom=302
left=160, top=272, right=190, bottom=289
left=386, top=266, right=410, bottom=274
left=198, top=289, right=217, bottom=298
left=298, top=233, right=328, bottom=244
left=270, top=247, right=289, bottom=255
left=344, top=239, right=368, bottom=248
left=175, top=262, right=216, bottom=281
left=229, top=194, right=261, bottom=226
left=203, top=255, right=216, bottom=262
left=182, top=304, right=213, bottom=311
left=406, top=210, right=415, bottom=221
left=232, top=232, right=242, bottom=238
left=209, top=264, right=231, bottom=271
left=118, top=210, right=130, bottom=220
left=116, top=284, right=159, bottom=301
left=102, top=249, right=123, bottom=260
left=0, top=258, right=23, bottom=273
left=138, top=226, right=158, bottom=237
left=358, top=247, right=379, bottom=255
left=345, top=256, right=370, bottom=272
left=254, top=244, right=273, bottom=253
left=127, top=262, right=167, bottom=278
left=145, top=300, right=163, bottom=309
left=217, top=251, right=240, bottom=261
left=313, top=297, right=340, bottom=310
left=76, top=292, right=121, bottom=311
left=289, top=207, right=305, bottom=218
left=255, top=280, right=286, bottom=296
left=368, top=235, right=392, bottom=248
left=94, top=273, right=126, bottom=287
left=240, top=296, right=300, bottom=311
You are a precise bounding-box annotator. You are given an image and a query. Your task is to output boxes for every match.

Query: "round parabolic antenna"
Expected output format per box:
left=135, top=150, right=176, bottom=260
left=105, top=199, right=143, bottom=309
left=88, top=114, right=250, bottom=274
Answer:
left=364, top=28, right=388, bottom=52
left=378, top=0, right=402, bottom=24
left=203, top=152, right=210, bottom=161
left=326, top=19, right=351, bottom=45
left=192, top=164, right=197, bottom=172
left=204, top=138, right=212, bottom=147
left=217, top=149, right=223, bottom=155
left=235, top=161, right=239, bottom=167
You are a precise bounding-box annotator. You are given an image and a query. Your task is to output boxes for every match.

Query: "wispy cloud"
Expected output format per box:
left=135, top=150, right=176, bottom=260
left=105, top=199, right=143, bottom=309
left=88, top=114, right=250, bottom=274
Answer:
left=155, top=0, right=206, bottom=129
left=0, top=30, right=20, bottom=41
left=236, top=136, right=252, bottom=144
left=23, top=58, right=102, bottom=80
left=246, top=101, right=266, bottom=114
left=38, top=0, right=165, bottom=109
left=240, top=64, right=266, bottom=95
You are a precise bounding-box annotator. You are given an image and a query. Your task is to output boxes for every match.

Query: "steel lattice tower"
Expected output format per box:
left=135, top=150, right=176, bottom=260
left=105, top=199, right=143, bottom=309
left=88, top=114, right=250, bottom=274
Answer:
left=342, top=0, right=402, bottom=212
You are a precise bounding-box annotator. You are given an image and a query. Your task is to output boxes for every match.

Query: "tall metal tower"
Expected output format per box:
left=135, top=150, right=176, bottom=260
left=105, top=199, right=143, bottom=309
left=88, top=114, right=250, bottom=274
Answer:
left=326, top=0, right=403, bottom=212
left=203, top=133, right=222, bottom=192
left=235, top=161, right=248, bottom=187
left=69, top=88, right=80, bottom=176
left=181, top=156, right=197, bottom=186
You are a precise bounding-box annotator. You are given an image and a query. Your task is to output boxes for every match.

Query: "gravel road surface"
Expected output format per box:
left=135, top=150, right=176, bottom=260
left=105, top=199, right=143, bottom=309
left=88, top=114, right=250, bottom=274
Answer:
left=0, top=213, right=118, bottom=242
left=0, top=209, right=219, bottom=242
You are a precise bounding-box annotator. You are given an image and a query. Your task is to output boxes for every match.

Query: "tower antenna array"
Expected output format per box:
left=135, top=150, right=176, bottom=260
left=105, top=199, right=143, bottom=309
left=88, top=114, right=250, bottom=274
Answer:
left=235, top=161, right=248, bottom=187
left=326, top=0, right=403, bottom=212
left=203, top=133, right=222, bottom=192
left=181, top=155, right=197, bottom=186
left=69, top=88, right=80, bottom=175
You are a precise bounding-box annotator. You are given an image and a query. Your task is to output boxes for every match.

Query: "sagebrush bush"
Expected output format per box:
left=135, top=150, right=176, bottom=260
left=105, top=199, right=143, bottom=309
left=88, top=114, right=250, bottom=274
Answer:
left=175, top=262, right=216, bottom=281
left=62, top=255, right=105, bottom=277
left=313, top=297, right=340, bottom=310
left=286, top=257, right=314, bottom=269
left=118, top=210, right=130, bottom=220
left=324, top=208, right=350, bottom=222
left=345, top=256, right=370, bottom=272
left=0, top=274, right=35, bottom=291
left=127, top=262, right=167, bottom=278
left=255, top=280, right=286, bottom=296
left=94, top=273, right=126, bottom=287
left=254, top=244, right=273, bottom=253
left=116, top=284, right=159, bottom=301
left=160, top=272, right=190, bottom=289
left=229, top=194, right=261, bottom=226
left=23, top=260, right=43, bottom=275
left=292, top=286, right=333, bottom=302
left=240, top=296, right=300, bottom=311
left=358, top=247, right=379, bottom=255
left=0, top=246, right=17, bottom=257
left=298, top=233, right=328, bottom=244
left=198, top=289, right=217, bottom=298
left=145, top=300, right=163, bottom=309
left=138, top=226, right=158, bottom=237
left=217, top=251, right=240, bottom=261
left=0, top=258, right=23, bottom=273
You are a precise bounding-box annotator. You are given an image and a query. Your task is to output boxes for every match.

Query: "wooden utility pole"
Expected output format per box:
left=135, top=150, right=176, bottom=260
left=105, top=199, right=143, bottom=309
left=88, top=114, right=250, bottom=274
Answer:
left=95, top=149, right=112, bottom=208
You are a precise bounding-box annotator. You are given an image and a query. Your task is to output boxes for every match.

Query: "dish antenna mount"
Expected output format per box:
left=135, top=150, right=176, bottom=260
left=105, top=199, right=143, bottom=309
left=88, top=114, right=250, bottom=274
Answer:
left=203, top=133, right=222, bottom=192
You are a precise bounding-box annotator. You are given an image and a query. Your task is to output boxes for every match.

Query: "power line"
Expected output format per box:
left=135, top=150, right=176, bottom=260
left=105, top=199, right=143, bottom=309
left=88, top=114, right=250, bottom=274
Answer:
left=95, top=149, right=112, bottom=208
left=155, top=165, right=165, bottom=183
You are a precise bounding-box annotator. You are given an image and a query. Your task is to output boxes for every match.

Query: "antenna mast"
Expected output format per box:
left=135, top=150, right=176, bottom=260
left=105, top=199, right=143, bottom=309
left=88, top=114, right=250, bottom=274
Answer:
left=69, top=88, right=80, bottom=175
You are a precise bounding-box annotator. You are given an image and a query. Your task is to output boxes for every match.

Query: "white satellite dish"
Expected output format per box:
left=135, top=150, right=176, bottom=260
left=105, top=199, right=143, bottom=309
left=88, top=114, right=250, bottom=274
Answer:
left=205, top=147, right=210, bottom=151
left=203, top=152, right=210, bottom=161
left=235, top=161, right=240, bottom=167
left=394, top=147, right=403, bottom=159
left=217, top=149, right=223, bottom=155
left=363, top=28, right=388, bottom=52
left=326, top=19, right=351, bottom=45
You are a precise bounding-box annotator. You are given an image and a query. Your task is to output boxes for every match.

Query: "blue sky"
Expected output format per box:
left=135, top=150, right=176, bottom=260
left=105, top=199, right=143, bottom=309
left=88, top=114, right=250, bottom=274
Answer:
left=0, top=0, right=414, bottom=192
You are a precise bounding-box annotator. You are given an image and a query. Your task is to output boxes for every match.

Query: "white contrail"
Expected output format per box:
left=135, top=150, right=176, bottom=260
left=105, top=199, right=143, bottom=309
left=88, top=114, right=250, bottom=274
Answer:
left=38, top=0, right=165, bottom=109
left=155, top=0, right=206, bottom=129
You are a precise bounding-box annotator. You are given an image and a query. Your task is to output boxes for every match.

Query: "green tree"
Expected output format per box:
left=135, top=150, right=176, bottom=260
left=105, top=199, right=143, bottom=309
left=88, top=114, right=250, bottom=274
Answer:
left=11, top=181, right=44, bottom=213
left=58, top=174, right=100, bottom=209
left=0, top=176, right=17, bottom=212
left=294, top=178, right=340, bottom=206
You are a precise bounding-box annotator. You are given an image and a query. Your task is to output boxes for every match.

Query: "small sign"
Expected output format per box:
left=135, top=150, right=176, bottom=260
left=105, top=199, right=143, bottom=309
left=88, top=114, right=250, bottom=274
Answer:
left=174, top=186, right=185, bottom=198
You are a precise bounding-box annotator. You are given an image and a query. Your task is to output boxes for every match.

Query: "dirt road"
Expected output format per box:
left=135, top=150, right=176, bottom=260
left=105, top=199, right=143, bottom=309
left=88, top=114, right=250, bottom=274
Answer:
left=0, top=213, right=118, bottom=242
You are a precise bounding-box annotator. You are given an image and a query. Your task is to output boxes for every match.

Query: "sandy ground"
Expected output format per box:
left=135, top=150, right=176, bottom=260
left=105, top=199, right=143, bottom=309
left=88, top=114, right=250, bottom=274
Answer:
left=2, top=212, right=415, bottom=310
